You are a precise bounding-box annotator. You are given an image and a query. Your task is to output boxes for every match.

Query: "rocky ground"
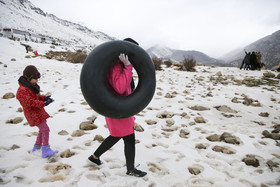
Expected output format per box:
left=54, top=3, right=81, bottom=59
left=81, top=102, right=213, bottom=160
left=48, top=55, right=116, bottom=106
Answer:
left=0, top=38, right=280, bottom=186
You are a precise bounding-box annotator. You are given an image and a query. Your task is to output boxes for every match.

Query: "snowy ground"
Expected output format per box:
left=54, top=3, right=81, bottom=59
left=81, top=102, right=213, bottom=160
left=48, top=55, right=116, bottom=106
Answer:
left=0, top=37, right=280, bottom=187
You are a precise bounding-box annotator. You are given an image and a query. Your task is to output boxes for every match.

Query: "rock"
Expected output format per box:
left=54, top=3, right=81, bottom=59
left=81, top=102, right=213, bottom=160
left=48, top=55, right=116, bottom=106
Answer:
left=212, top=145, right=235, bottom=154
left=262, top=130, right=280, bottom=140
left=189, top=106, right=210, bottom=111
left=166, top=119, right=175, bottom=126
left=194, top=116, right=206, bottom=123
left=60, top=149, right=75, bottom=158
left=214, top=105, right=237, bottom=113
left=243, top=97, right=254, bottom=105
left=206, top=134, right=220, bottom=142
left=221, top=147, right=235, bottom=154
left=145, top=119, right=157, bottom=125
left=84, top=141, right=91, bottom=146
left=220, top=132, right=240, bottom=144
left=272, top=125, right=280, bottom=133
left=242, top=155, right=260, bottom=167
left=259, top=112, right=269, bottom=117
left=10, top=58, right=16, bottom=61
left=262, top=130, right=270, bottom=138
left=180, top=112, right=190, bottom=119
left=222, top=113, right=235, bottom=118
left=165, top=93, right=175, bottom=98
left=263, top=72, right=275, bottom=78
left=276, top=73, right=280, bottom=79
left=216, top=71, right=222, bottom=76
left=79, top=121, right=97, bottom=130
left=189, top=121, right=196, bottom=126
left=58, top=108, right=66, bottom=112
left=179, top=129, right=190, bottom=138
left=224, top=137, right=240, bottom=145
left=253, top=121, right=266, bottom=126
left=93, top=135, right=104, bottom=142
left=266, top=160, right=279, bottom=171
left=10, top=144, right=20, bottom=150
left=188, top=167, right=201, bottom=175
left=17, top=107, right=23, bottom=112
left=156, top=111, right=174, bottom=118
left=3, top=92, right=15, bottom=99
left=87, top=115, right=97, bottom=123
left=80, top=101, right=88, bottom=105
left=231, top=97, right=240, bottom=103
left=195, top=144, right=207, bottom=149
left=270, top=133, right=280, bottom=140
left=71, top=130, right=85, bottom=137
left=220, top=132, right=232, bottom=140
left=58, top=130, right=69, bottom=135
left=211, top=145, right=222, bottom=152
left=44, top=163, right=72, bottom=174
left=134, top=123, right=144, bottom=132
left=6, top=117, right=23, bottom=124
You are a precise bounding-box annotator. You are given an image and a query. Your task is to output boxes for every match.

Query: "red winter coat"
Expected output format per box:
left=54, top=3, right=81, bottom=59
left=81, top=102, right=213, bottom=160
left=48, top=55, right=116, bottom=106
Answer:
left=16, top=83, right=49, bottom=127
left=105, top=61, right=135, bottom=137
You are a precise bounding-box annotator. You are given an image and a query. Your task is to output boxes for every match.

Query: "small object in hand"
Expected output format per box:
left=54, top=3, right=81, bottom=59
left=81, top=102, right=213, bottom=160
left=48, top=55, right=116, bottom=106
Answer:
left=44, top=97, right=54, bottom=106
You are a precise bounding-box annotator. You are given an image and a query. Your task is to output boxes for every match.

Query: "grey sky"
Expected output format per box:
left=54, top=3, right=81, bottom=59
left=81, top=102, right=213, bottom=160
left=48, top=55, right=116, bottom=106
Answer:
left=29, top=0, right=280, bottom=57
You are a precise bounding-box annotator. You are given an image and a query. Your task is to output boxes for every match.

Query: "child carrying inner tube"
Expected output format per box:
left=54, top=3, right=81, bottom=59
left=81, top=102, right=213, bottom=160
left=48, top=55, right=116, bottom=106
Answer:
left=88, top=38, right=147, bottom=177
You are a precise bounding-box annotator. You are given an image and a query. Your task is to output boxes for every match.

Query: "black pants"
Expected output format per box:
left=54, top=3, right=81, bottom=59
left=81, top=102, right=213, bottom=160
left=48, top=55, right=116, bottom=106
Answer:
left=94, top=133, right=135, bottom=171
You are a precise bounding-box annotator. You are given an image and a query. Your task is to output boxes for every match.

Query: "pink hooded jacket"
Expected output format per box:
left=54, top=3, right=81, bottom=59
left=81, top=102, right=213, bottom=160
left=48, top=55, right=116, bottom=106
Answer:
left=105, top=61, right=135, bottom=137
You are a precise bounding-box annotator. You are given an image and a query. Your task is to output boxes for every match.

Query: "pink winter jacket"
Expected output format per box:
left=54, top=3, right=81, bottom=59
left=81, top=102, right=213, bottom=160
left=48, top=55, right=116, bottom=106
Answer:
left=105, top=61, right=136, bottom=137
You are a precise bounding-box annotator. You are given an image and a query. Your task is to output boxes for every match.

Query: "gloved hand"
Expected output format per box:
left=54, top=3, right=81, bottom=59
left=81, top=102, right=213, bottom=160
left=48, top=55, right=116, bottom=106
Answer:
left=119, top=53, right=131, bottom=65
left=44, top=96, right=54, bottom=106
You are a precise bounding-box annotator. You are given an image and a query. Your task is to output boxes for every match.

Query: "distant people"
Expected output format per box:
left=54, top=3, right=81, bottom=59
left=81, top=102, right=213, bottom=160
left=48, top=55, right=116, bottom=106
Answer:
left=277, top=64, right=280, bottom=72
left=34, top=51, right=38, bottom=56
left=240, top=50, right=263, bottom=71
left=250, top=51, right=258, bottom=70
left=25, top=45, right=29, bottom=53
left=256, top=51, right=263, bottom=70
left=240, top=51, right=251, bottom=70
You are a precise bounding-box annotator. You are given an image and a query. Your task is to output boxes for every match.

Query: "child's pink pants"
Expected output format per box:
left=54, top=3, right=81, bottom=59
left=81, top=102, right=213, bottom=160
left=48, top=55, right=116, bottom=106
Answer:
left=35, top=120, right=50, bottom=146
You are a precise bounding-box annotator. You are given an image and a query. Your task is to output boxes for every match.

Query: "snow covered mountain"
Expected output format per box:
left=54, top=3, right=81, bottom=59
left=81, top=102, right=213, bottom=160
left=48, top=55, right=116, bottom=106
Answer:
left=147, top=45, right=225, bottom=66
left=0, top=0, right=114, bottom=47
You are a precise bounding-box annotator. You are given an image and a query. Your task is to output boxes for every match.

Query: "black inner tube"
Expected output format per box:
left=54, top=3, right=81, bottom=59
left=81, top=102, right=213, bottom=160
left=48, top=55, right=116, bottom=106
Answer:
left=80, top=40, right=156, bottom=118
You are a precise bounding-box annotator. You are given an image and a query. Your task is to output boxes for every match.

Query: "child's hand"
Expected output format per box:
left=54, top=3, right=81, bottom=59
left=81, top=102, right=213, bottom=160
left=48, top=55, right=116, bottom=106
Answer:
left=119, top=53, right=131, bottom=65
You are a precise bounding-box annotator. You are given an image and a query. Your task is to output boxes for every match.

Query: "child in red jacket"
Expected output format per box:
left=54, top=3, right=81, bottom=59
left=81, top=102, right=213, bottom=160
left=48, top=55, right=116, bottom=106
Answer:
left=16, top=65, right=58, bottom=158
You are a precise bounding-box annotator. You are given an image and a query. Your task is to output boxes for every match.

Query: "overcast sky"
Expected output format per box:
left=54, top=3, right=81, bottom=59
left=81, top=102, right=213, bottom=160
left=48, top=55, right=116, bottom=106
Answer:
left=29, top=0, right=280, bottom=57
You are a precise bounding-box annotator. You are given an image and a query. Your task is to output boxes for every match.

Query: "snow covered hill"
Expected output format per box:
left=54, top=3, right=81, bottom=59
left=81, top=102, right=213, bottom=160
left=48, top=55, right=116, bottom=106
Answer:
left=0, top=0, right=114, bottom=47
left=147, top=45, right=225, bottom=66
left=0, top=37, right=280, bottom=186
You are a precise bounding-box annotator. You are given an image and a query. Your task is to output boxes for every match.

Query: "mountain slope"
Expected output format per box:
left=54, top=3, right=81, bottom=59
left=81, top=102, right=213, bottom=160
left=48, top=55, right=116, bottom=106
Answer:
left=0, top=0, right=114, bottom=47
left=222, top=30, right=280, bottom=69
left=147, top=45, right=225, bottom=65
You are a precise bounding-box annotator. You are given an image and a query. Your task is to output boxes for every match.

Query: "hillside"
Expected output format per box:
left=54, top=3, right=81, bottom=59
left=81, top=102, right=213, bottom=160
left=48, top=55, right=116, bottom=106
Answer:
left=0, top=0, right=114, bottom=47
left=222, top=30, right=280, bottom=69
left=147, top=45, right=225, bottom=66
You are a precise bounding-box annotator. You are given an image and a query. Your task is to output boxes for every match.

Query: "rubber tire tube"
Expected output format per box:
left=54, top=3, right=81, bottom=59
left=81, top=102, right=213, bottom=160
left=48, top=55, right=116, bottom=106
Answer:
left=80, top=40, right=156, bottom=118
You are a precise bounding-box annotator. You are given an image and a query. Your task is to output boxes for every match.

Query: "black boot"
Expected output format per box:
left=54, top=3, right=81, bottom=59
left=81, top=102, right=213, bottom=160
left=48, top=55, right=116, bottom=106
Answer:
left=126, top=168, right=147, bottom=177
left=88, top=155, right=103, bottom=165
